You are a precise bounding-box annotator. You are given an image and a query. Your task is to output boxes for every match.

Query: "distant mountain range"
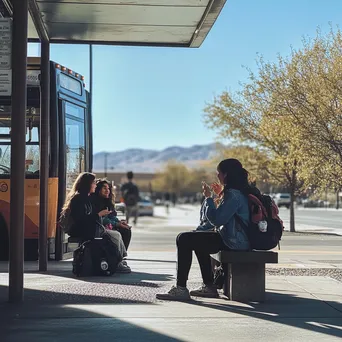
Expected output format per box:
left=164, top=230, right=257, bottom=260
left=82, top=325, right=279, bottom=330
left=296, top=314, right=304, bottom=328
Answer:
left=93, top=143, right=223, bottom=173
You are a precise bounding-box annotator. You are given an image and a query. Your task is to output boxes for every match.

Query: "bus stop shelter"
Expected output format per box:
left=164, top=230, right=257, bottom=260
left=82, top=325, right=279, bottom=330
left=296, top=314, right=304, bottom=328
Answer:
left=1, top=0, right=226, bottom=303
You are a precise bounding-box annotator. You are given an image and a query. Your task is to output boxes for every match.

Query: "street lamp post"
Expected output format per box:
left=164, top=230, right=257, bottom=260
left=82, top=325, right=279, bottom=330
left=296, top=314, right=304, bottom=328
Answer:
left=104, top=152, right=109, bottom=177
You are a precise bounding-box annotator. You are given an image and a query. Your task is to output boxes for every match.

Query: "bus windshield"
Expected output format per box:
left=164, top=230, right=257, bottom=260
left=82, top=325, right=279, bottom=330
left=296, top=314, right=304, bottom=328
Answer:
left=0, top=105, right=40, bottom=175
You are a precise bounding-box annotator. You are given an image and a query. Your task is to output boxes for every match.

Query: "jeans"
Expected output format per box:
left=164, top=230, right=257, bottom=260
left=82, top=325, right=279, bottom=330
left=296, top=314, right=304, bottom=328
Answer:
left=126, top=205, right=139, bottom=224
left=176, top=231, right=227, bottom=288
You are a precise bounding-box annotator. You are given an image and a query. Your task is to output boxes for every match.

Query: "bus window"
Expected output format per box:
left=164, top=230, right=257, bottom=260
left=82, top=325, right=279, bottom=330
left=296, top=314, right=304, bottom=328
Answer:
left=0, top=106, right=40, bottom=175
left=65, top=116, right=85, bottom=191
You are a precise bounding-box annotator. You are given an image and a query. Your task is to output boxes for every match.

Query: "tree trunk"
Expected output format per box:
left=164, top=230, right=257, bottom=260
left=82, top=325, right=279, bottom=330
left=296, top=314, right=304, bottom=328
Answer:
left=290, top=186, right=296, bottom=232
left=336, top=189, right=340, bottom=210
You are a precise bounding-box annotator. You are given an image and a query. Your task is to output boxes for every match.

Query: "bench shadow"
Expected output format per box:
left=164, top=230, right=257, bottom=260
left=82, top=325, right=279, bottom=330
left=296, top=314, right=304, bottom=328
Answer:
left=184, top=291, right=342, bottom=339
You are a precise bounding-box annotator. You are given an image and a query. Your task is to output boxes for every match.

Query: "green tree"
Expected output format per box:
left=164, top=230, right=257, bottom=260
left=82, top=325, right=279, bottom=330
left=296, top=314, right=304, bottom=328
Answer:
left=152, top=161, right=191, bottom=196
left=213, top=145, right=283, bottom=193
left=204, top=53, right=313, bottom=232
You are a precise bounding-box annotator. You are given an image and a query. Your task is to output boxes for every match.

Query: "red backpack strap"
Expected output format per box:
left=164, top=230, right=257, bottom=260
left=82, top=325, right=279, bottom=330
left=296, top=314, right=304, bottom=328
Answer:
left=248, top=194, right=267, bottom=224
left=248, top=194, right=268, bottom=217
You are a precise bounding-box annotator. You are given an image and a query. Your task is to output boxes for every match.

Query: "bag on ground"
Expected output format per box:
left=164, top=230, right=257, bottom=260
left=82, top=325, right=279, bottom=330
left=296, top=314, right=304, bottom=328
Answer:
left=213, top=265, right=225, bottom=289
left=72, top=236, right=121, bottom=277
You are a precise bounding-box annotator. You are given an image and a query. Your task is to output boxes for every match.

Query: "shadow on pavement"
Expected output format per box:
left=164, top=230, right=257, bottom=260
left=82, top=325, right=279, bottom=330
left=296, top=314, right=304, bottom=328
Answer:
left=0, top=287, right=182, bottom=342
left=184, top=291, right=342, bottom=339
left=0, top=260, right=175, bottom=284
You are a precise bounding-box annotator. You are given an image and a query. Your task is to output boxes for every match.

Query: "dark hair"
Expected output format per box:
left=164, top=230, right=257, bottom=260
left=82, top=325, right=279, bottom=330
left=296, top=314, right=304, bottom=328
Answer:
left=217, top=159, right=251, bottom=195
left=127, top=171, right=134, bottom=180
left=61, top=172, right=95, bottom=216
left=95, top=179, right=115, bottom=209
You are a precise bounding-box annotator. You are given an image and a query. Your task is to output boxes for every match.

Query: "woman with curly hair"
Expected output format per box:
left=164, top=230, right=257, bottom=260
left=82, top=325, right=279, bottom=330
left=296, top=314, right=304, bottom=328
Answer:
left=91, top=179, right=132, bottom=251
left=91, top=179, right=132, bottom=272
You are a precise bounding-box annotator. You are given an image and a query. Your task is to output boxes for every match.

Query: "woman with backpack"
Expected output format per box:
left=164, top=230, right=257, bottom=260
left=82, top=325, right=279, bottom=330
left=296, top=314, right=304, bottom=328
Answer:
left=60, top=172, right=131, bottom=273
left=156, top=159, right=251, bottom=301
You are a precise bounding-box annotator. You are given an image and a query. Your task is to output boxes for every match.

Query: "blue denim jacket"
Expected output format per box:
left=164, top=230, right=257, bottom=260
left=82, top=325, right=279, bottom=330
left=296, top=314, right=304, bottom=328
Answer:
left=197, top=189, right=250, bottom=250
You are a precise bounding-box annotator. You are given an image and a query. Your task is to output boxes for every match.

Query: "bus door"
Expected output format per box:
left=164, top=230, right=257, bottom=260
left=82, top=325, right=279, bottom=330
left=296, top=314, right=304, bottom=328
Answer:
left=56, top=98, right=87, bottom=259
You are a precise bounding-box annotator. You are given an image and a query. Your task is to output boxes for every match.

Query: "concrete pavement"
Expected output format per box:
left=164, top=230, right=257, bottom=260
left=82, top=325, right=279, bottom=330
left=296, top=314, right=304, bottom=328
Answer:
left=1, top=206, right=342, bottom=341
left=0, top=251, right=342, bottom=341
left=279, top=207, right=342, bottom=235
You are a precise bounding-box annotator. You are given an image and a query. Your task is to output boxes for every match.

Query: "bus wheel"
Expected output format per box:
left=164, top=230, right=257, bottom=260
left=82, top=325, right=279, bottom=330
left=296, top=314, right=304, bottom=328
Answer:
left=0, top=215, right=9, bottom=261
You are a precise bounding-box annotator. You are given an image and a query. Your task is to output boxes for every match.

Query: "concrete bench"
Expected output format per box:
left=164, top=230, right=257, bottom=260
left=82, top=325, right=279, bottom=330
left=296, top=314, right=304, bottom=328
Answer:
left=211, top=250, right=278, bottom=302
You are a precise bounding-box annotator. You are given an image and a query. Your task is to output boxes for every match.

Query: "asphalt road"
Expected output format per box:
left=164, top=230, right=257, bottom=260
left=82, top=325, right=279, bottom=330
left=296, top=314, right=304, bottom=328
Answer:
left=128, top=205, right=342, bottom=268
left=279, top=207, right=342, bottom=231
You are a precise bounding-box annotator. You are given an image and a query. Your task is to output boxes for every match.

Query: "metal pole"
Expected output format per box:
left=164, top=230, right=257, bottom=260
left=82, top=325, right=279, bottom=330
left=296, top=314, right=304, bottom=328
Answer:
left=9, top=0, right=28, bottom=303
left=88, top=44, right=93, bottom=172
left=89, top=44, right=93, bottom=104
left=38, top=40, right=50, bottom=272
left=104, top=153, right=108, bottom=177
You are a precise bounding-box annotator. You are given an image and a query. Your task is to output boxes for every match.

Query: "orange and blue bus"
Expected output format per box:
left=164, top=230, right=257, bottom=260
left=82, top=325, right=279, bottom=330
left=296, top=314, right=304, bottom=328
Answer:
left=0, top=57, right=92, bottom=260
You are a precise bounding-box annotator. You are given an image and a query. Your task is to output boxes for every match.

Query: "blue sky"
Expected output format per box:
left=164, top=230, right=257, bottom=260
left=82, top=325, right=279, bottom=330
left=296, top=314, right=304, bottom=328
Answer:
left=28, top=0, right=342, bottom=153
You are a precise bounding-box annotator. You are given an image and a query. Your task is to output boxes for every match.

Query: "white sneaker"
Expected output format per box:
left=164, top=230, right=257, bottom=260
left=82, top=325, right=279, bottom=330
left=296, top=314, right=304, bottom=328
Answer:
left=190, top=284, right=219, bottom=298
left=116, top=261, right=131, bottom=273
left=156, top=285, right=191, bottom=301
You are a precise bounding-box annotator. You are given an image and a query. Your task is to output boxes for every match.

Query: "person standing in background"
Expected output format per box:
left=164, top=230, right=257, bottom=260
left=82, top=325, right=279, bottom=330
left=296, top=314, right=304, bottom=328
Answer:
left=121, top=171, right=140, bottom=225
left=164, top=192, right=171, bottom=214
left=172, top=193, right=177, bottom=207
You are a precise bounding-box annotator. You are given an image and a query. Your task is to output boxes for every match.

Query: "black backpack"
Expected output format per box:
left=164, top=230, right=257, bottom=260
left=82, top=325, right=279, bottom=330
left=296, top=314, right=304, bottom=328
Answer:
left=72, top=235, right=120, bottom=277
left=236, top=194, right=284, bottom=251
left=123, top=183, right=139, bottom=206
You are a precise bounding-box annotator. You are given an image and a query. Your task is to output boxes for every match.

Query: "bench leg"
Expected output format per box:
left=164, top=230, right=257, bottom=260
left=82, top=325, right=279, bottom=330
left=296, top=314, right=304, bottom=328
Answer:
left=229, top=263, right=266, bottom=302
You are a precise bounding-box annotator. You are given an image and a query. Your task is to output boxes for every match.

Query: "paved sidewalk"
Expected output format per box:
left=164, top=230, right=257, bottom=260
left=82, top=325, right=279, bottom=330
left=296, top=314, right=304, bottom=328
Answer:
left=0, top=251, right=341, bottom=341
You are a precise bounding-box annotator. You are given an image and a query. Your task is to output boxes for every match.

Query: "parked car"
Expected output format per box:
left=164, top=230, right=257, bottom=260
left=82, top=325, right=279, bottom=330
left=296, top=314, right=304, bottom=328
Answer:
left=115, top=202, right=126, bottom=214
left=273, top=193, right=291, bottom=208
left=138, top=197, right=154, bottom=216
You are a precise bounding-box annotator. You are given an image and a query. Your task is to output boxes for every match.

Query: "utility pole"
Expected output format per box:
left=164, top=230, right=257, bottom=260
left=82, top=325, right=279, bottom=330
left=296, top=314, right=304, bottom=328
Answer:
left=104, top=152, right=109, bottom=177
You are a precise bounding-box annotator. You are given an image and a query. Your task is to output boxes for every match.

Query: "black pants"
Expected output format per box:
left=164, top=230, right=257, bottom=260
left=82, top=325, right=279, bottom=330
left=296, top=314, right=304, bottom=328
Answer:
left=117, top=226, right=132, bottom=251
left=176, top=231, right=226, bottom=288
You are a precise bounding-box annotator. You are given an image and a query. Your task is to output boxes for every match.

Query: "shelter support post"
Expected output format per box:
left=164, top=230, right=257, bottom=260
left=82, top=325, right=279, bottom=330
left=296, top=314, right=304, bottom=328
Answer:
left=9, top=0, right=29, bottom=303
left=38, top=40, right=50, bottom=272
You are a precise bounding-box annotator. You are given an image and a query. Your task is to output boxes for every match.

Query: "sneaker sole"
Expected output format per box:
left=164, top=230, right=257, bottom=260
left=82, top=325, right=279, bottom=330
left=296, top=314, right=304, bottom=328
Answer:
left=189, top=291, right=219, bottom=298
left=116, top=269, right=132, bottom=273
left=156, top=294, right=192, bottom=301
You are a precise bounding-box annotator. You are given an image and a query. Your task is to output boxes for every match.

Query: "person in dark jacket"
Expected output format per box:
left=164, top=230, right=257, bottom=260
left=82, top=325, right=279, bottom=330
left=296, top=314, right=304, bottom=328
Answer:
left=92, top=179, right=132, bottom=251
left=60, top=172, right=131, bottom=273
left=60, top=172, right=109, bottom=240
left=121, top=171, right=140, bottom=224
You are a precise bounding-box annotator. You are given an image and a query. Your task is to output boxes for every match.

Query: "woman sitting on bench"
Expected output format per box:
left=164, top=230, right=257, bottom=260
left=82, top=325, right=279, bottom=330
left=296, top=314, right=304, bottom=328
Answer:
left=156, top=159, right=251, bottom=301
left=91, top=179, right=132, bottom=252
left=61, top=172, right=131, bottom=273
